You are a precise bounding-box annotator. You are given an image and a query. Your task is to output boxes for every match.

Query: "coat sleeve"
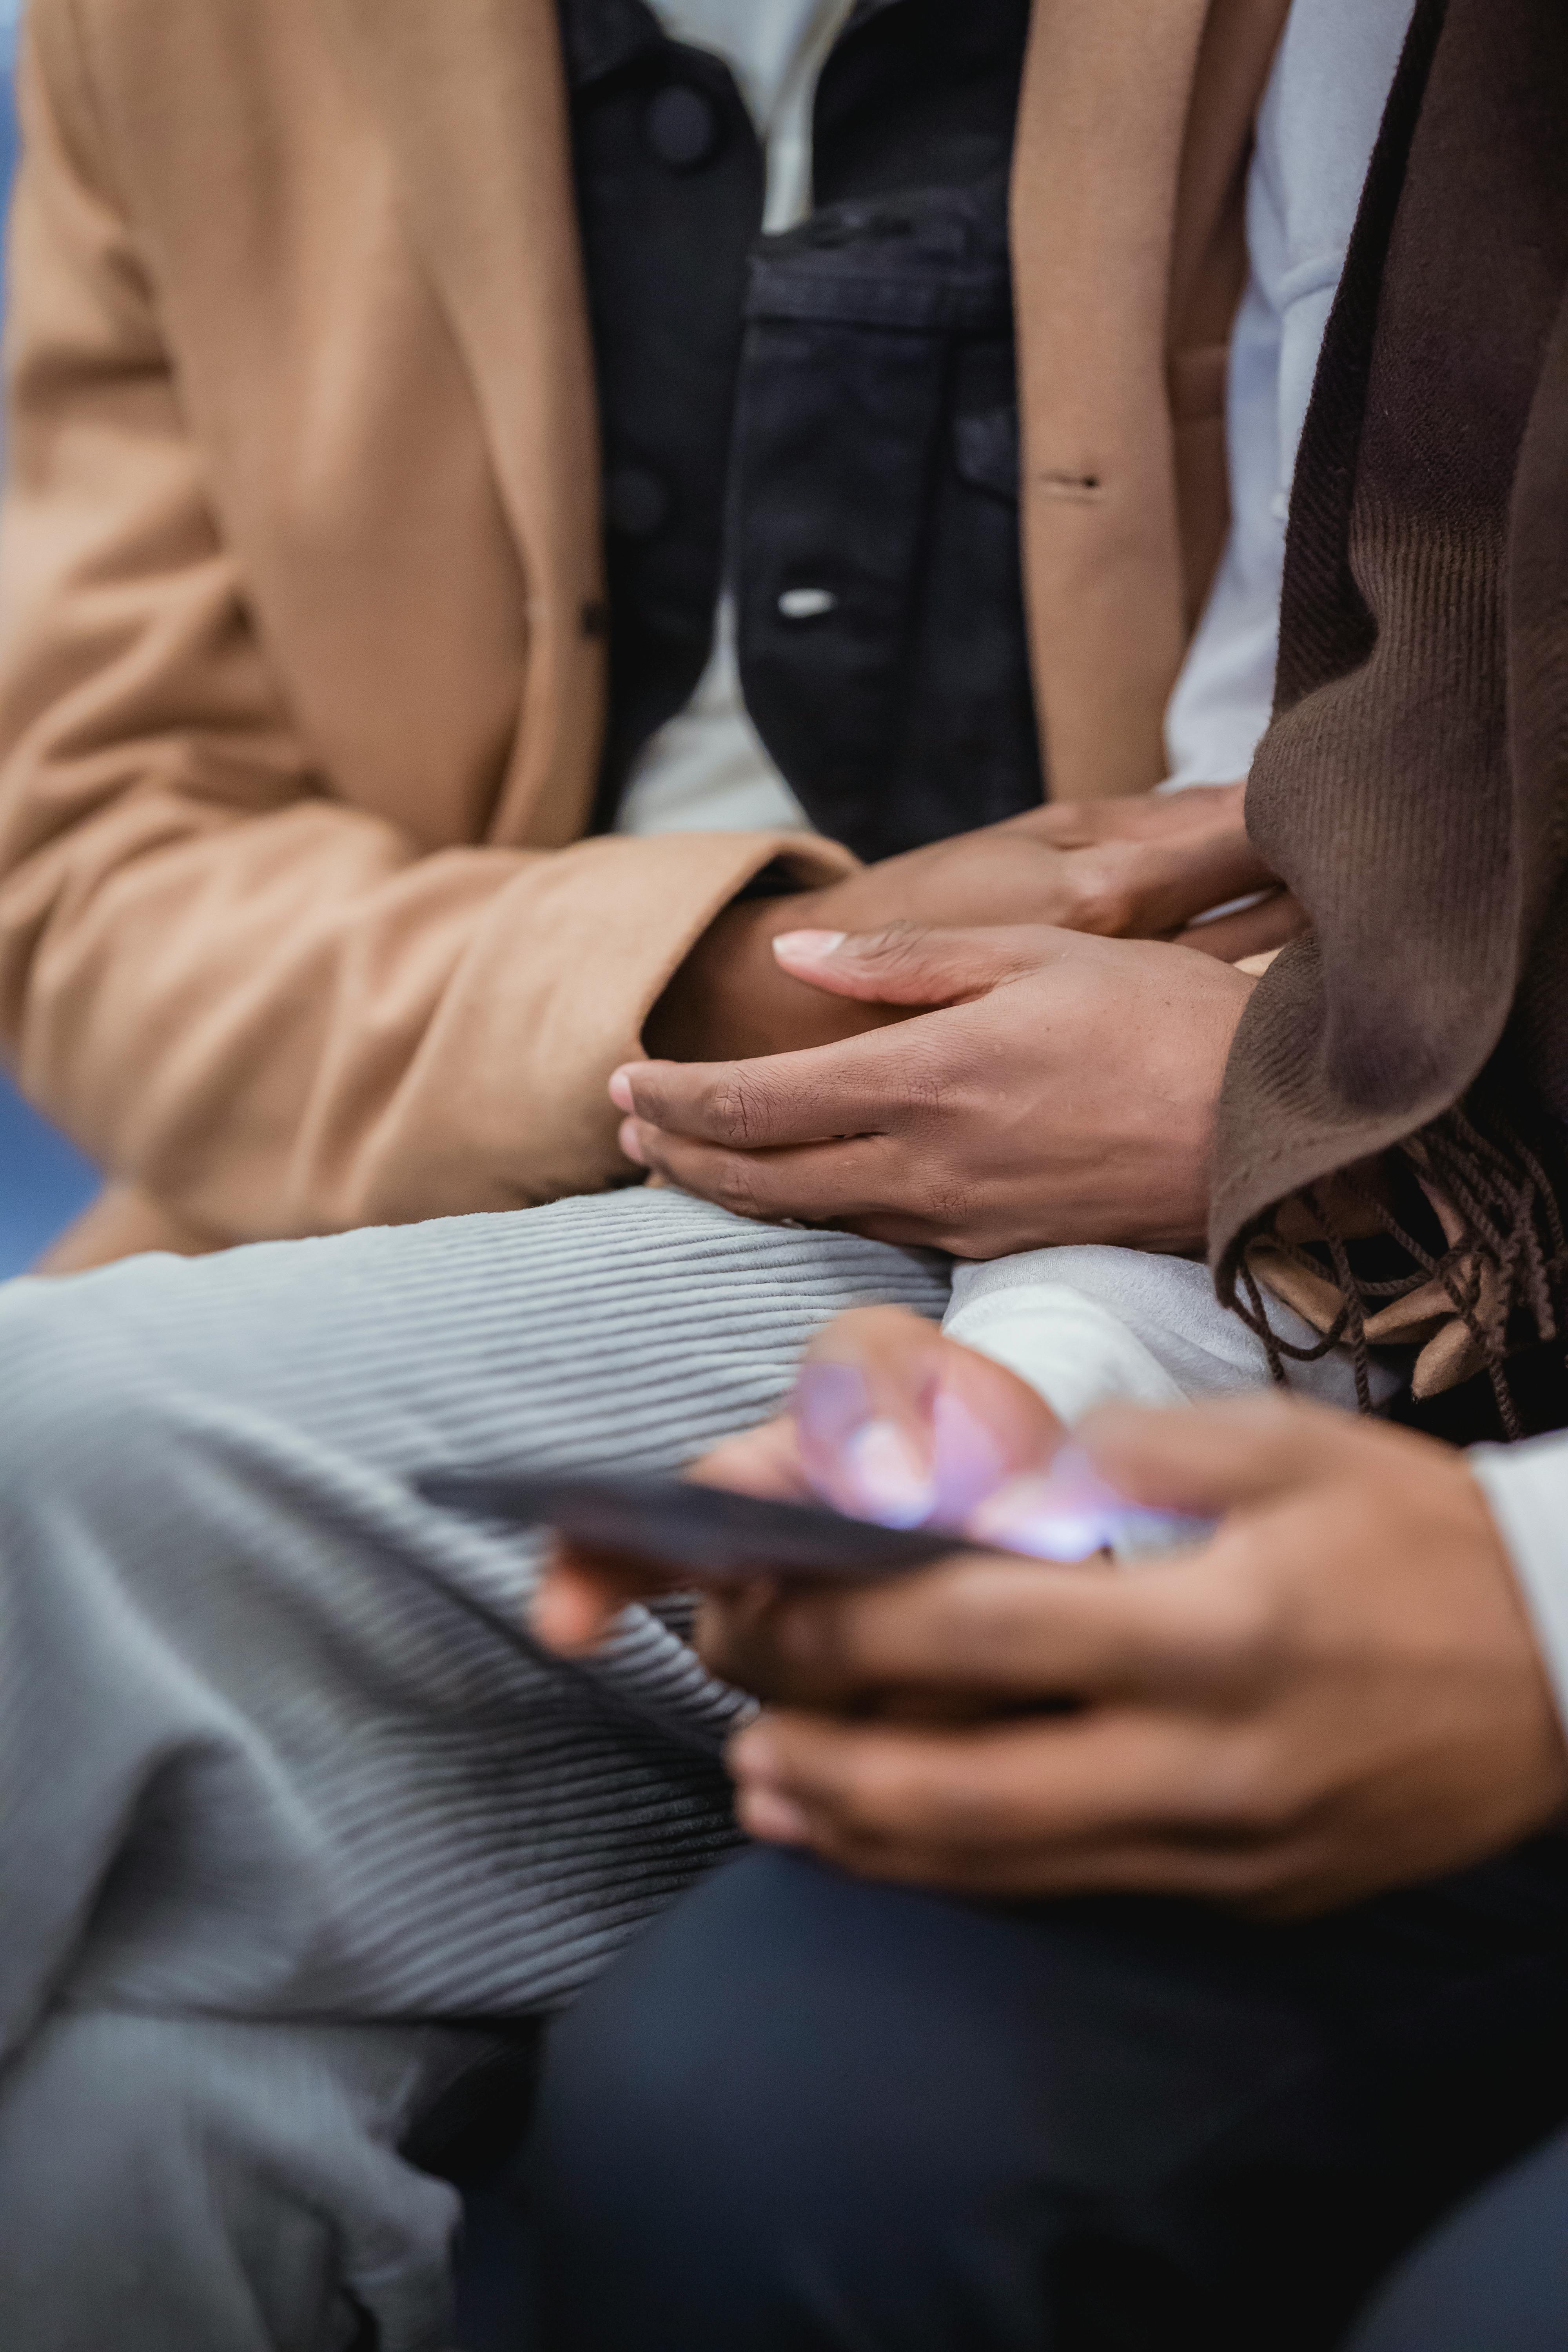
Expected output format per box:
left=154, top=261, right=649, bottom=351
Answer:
left=0, top=20, right=851, bottom=1245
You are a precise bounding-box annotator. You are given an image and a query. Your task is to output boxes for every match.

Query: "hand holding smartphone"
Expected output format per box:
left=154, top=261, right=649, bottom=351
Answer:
left=419, top=1456, right=1213, bottom=1586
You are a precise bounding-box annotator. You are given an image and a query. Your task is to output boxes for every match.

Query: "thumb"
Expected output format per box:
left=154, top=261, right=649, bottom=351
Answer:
left=793, top=1306, right=1064, bottom=1527
left=771, top=922, right=1048, bottom=1005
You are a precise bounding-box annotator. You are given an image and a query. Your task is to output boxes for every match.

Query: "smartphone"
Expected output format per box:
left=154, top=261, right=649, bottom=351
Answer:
left=417, top=1469, right=983, bottom=1584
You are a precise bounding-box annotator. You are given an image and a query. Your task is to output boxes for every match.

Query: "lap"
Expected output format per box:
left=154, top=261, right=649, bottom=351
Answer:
left=0, top=2012, right=485, bottom=2352
left=0, top=1190, right=947, bottom=2040
left=0, top=1185, right=948, bottom=1486
left=523, top=1840, right=1568, bottom=2351
left=0, top=1196, right=943, bottom=2341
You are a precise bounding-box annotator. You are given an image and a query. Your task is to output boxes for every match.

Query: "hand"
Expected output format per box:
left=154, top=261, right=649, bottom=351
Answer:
left=617, top=924, right=1256, bottom=1257
left=646, top=783, right=1294, bottom=1064
left=532, top=1304, right=1064, bottom=1655
left=717, top=1395, right=1568, bottom=1916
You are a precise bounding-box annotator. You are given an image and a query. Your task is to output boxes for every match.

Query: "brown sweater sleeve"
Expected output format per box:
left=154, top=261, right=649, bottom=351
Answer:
left=0, top=20, right=852, bottom=1246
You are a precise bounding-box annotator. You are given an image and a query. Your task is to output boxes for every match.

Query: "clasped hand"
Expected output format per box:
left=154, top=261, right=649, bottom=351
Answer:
left=619, top=784, right=1285, bottom=1257
left=618, top=923, right=1254, bottom=1256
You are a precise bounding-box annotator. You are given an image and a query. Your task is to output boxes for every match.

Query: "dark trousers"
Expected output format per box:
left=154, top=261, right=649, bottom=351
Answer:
left=519, top=1842, right=1568, bottom=2350
left=1347, top=2119, right=1568, bottom=2350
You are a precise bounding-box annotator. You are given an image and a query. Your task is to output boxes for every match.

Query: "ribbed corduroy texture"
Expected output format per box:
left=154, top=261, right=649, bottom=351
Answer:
left=0, top=1187, right=947, bottom=2056
left=1211, top=0, right=1568, bottom=1288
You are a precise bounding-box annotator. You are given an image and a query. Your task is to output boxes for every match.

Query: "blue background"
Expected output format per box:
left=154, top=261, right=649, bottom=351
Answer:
left=0, top=5, right=105, bottom=1276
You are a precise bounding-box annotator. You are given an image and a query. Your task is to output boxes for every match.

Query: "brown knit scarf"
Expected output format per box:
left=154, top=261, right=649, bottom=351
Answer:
left=1210, top=0, right=1568, bottom=1441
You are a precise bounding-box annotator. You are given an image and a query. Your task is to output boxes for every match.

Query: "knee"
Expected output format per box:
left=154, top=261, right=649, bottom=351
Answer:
left=0, top=2014, right=458, bottom=2350
left=0, top=2012, right=307, bottom=2317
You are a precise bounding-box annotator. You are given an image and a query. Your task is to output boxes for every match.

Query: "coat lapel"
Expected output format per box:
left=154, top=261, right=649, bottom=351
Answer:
left=318, top=0, right=606, bottom=843
left=320, top=0, right=1289, bottom=828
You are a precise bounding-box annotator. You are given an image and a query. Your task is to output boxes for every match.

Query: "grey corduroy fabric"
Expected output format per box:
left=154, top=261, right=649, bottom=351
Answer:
left=0, top=1186, right=947, bottom=2350
left=0, top=2014, right=480, bottom=2352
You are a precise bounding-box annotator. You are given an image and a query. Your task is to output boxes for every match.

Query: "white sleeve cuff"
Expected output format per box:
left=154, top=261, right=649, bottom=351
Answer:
left=945, top=1246, right=1407, bottom=1418
left=1471, top=1431, right=1568, bottom=1739
left=941, top=1279, right=1189, bottom=1425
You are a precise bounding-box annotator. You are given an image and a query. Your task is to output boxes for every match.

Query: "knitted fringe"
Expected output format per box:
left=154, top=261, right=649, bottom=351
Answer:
left=1220, top=1083, right=1568, bottom=1439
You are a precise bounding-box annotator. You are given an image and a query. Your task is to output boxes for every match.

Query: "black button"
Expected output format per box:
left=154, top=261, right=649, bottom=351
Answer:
left=644, top=83, right=719, bottom=171
left=606, top=465, right=671, bottom=539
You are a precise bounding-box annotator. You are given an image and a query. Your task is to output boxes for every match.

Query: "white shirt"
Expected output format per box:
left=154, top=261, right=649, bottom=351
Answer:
left=615, top=0, right=855, bottom=840
left=1163, top=0, right=1417, bottom=786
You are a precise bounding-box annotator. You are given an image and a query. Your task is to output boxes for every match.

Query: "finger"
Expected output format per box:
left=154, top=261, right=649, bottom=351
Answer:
left=962, top=820, right=1273, bottom=941
left=770, top=922, right=1049, bottom=1006
left=535, top=1427, right=817, bottom=1651
left=614, top=1019, right=952, bottom=1149
left=689, top=1414, right=816, bottom=1504
left=1175, top=890, right=1308, bottom=964
left=697, top=1549, right=1245, bottom=1707
left=1074, top=1391, right=1375, bottom=1518
left=532, top=1539, right=680, bottom=1655
left=728, top=1704, right=1272, bottom=1855
left=624, top=1126, right=919, bottom=1228
left=1103, top=828, right=1279, bottom=937
left=736, top=1786, right=1309, bottom=1906
left=1013, top=781, right=1248, bottom=851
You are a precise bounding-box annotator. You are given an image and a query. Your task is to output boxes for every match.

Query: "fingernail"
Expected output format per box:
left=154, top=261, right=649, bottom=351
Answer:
left=738, top=1786, right=811, bottom=1846
left=618, top=1118, right=647, bottom=1167
left=794, top=1360, right=870, bottom=1478
left=608, top=1068, right=636, bottom=1112
left=772, top=929, right=847, bottom=964
left=929, top=1387, right=1011, bottom=1519
left=844, top=1418, right=936, bottom=1528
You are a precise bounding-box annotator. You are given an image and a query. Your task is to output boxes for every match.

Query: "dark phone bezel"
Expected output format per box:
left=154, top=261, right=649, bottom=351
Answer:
left=417, top=1470, right=982, bottom=1584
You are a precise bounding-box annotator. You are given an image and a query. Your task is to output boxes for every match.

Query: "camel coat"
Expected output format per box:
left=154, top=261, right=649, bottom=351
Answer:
left=0, top=0, right=1288, bottom=1265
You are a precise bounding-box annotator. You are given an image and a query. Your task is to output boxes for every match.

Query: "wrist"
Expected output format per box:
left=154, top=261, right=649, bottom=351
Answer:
left=644, top=888, right=848, bottom=1062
